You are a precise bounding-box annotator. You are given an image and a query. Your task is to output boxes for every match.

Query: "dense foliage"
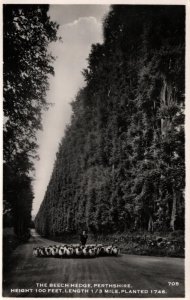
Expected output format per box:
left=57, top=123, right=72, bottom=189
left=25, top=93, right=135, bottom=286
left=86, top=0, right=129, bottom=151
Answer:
left=3, top=5, right=58, bottom=239
left=35, top=5, right=185, bottom=236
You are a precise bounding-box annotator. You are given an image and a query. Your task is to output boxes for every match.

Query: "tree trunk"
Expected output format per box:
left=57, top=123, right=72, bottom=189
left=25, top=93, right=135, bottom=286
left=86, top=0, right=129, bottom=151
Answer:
left=170, top=190, right=177, bottom=231
left=160, top=77, right=173, bottom=137
left=148, top=215, right=154, bottom=232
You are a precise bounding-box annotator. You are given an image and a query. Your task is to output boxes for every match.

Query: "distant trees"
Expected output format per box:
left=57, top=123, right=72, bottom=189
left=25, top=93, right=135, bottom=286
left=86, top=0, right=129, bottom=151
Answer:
left=3, top=4, right=59, bottom=239
left=35, top=5, right=185, bottom=236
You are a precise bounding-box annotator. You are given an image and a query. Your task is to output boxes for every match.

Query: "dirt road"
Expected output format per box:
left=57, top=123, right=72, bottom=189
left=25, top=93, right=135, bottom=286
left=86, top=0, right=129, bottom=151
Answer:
left=3, top=230, right=185, bottom=297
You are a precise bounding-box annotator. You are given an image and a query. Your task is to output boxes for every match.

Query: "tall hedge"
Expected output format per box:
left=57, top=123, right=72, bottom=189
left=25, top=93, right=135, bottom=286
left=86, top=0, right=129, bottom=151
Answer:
left=35, top=5, right=185, bottom=236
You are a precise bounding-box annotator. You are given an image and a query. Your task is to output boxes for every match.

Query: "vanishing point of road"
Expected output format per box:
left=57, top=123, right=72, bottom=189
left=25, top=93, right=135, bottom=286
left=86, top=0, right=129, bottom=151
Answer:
left=3, top=230, right=185, bottom=298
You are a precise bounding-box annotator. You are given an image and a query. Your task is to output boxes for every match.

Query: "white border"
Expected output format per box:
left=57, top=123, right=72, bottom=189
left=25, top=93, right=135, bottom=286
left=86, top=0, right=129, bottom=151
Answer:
left=1, top=1, right=189, bottom=300
left=1, top=0, right=189, bottom=4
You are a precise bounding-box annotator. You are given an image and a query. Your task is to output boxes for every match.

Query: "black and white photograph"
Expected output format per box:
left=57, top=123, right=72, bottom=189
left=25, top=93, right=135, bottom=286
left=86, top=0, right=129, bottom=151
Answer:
left=2, top=1, right=188, bottom=298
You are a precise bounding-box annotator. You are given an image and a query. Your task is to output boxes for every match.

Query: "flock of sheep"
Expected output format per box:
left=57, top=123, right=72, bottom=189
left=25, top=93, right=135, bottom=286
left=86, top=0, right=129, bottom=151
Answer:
left=33, top=244, right=120, bottom=258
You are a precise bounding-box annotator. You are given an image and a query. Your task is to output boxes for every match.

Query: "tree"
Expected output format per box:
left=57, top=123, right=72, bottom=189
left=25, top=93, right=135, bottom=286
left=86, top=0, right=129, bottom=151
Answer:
left=3, top=4, right=59, bottom=239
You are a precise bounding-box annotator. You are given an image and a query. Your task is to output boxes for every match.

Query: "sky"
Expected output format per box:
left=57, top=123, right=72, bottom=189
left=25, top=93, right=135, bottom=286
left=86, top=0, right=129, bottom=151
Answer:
left=32, top=5, right=110, bottom=216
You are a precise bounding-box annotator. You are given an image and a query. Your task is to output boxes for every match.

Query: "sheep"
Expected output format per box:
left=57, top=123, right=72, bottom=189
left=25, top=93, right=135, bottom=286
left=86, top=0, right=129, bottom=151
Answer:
left=33, top=244, right=120, bottom=258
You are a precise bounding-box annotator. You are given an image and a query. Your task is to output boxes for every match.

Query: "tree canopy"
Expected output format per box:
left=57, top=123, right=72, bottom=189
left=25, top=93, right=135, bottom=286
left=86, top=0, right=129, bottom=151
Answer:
left=3, top=4, right=59, bottom=239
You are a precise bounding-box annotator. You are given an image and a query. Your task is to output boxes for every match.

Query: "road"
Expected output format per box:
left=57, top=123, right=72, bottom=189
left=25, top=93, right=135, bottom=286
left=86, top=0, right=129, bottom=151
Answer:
left=3, top=230, right=185, bottom=298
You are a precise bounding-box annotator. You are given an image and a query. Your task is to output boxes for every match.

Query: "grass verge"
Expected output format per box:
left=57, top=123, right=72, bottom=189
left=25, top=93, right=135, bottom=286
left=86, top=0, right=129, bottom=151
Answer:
left=3, top=227, right=20, bottom=273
